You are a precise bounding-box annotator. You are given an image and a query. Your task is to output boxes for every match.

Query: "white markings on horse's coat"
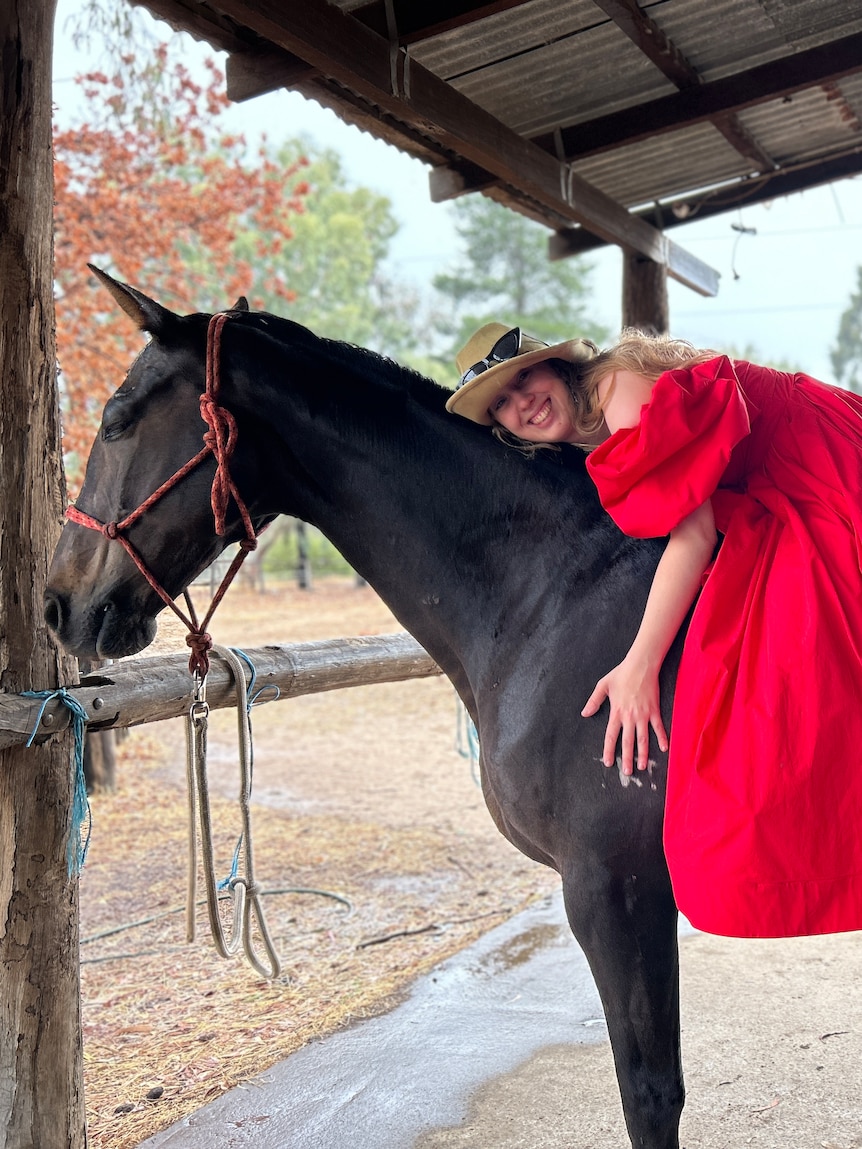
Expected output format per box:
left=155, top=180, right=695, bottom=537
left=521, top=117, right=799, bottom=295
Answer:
left=606, top=757, right=658, bottom=789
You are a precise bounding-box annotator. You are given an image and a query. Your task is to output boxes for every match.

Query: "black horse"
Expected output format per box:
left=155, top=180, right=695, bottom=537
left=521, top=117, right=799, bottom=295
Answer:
left=45, top=271, right=686, bottom=1149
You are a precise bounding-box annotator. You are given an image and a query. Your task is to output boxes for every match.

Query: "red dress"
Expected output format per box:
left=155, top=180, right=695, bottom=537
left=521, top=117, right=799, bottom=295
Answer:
left=586, top=355, right=862, bottom=938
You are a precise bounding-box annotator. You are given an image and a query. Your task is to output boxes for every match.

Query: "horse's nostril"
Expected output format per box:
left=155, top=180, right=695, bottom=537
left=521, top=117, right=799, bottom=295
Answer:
left=44, top=592, right=63, bottom=634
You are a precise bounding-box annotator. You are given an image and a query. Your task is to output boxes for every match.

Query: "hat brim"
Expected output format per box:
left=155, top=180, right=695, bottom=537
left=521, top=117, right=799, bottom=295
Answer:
left=445, top=339, right=597, bottom=425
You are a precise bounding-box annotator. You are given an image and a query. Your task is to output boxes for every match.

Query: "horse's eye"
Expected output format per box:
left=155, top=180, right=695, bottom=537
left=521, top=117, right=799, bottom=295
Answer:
left=101, top=421, right=129, bottom=442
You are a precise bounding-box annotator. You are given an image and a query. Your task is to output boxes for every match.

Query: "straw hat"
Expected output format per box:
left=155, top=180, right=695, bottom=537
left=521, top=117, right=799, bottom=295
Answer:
left=446, top=323, right=598, bottom=425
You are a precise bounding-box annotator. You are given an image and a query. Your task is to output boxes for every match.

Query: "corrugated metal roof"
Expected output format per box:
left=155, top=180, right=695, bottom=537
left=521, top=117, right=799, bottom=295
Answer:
left=403, top=0, right=862, bottom=216
left=653, top=0, right=862, bottom=79
left=409, top=0, right=600, bottom=78
left=573, top=123, right=753, bottom=208
left=441, top=22, right=677, bottom=136
left=149, top=0, right=862, bottom=280
left=739, top=80, right=862, bottom=166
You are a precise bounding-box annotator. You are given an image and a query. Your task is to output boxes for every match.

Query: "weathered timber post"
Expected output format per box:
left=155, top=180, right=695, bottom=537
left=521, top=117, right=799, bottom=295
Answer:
left=622, top=250, right=669, bottom=334
left=0, top=3, right=86, bottom=1146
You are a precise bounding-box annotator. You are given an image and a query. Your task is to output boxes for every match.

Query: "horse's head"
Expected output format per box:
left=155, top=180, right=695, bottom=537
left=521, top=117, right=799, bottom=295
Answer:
left=45, top=268, right=270, bottom=661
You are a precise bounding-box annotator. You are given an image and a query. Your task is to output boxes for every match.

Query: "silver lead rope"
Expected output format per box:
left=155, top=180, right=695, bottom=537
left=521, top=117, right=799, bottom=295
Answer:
left=185, top=648, right=281, bottom=979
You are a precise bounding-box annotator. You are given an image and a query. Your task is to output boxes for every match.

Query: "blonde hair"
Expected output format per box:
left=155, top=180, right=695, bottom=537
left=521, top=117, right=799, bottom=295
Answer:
left=575, top=329, right=717, bottom=440
left=489, top=330, right=716, bottom=455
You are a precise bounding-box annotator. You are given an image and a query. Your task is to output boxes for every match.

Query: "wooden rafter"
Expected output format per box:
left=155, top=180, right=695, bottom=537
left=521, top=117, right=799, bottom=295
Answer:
left=591, top=0, right=776, bottom=171
left=346, top=0, right=525, bottom=45
left=591, top=0, right=700, bottom=89
left=532, top=31, right=862, bottom=161
left=549, top=151, right=862, bottom=260
left=209, top=0, right=719, bottom=294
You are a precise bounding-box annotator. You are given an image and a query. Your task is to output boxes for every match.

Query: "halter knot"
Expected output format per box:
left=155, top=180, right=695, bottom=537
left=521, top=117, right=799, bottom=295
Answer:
left=239, top=537, right=258, bottom=553
left=200, top=395, right=240, bottom=536
left=186, top=630, right=213, bottom=676
left=104, top=521, right=120, bottom=539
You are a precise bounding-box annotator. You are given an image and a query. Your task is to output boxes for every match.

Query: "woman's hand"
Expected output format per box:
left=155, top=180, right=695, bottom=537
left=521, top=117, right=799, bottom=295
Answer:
left=581, top=655, right=668, bottom=776
left=580, top=501, right=716, bottom=778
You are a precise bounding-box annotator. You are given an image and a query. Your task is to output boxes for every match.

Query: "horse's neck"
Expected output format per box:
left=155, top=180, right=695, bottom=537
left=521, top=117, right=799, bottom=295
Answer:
left=227, top=328, right=610, bottom=692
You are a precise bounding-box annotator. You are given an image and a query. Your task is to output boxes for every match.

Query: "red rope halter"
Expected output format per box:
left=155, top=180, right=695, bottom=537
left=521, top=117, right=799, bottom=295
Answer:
left=66, top=312, right=258, bottom=676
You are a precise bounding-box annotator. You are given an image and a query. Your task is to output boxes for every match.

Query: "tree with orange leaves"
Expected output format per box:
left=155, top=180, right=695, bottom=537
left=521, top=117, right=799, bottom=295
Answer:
left=53, top=46, right=310, bottom=480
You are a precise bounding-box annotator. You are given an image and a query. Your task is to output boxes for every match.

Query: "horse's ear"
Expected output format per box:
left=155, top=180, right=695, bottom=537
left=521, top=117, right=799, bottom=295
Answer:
left=87, top=264, right=178, bottom=337
left=231, top=296, right=250, bottom=312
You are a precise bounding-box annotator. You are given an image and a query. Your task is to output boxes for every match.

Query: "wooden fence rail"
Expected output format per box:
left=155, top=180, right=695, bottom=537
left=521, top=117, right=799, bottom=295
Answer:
left=0, top=633, right=442, bottom=750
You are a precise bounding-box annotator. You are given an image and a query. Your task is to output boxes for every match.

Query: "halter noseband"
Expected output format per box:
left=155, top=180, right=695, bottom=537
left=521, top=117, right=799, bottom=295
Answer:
left=66, top=312, right=258, bottom=676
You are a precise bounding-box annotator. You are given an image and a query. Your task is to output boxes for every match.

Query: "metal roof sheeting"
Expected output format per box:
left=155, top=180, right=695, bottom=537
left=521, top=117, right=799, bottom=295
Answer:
left=161, top=0, right=862, bottom=263
left=403, top=0, right=862, bottom=213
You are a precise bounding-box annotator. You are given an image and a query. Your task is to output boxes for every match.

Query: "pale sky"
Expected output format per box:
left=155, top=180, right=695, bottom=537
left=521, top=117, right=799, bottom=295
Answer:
left=53, top=0, right=862, bottom=384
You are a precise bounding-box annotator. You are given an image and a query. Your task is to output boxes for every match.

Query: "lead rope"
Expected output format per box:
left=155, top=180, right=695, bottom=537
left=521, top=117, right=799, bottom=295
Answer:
left=185, top=645, right=281, bottom=979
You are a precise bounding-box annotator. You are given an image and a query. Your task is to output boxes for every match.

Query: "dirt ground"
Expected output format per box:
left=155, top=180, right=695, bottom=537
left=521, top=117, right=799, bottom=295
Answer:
left=79, top=578, right=558, bottom=1148
left=78, top=577, right=862, bottom=1149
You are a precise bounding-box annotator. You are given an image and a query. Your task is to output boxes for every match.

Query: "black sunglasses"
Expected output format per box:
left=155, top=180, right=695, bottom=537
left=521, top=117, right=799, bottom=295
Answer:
left=458, top=327, right=523, bottom=388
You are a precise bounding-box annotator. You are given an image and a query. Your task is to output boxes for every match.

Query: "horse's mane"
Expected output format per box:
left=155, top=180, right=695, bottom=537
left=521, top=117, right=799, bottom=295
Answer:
left=233, top=308, right=453, bottom=411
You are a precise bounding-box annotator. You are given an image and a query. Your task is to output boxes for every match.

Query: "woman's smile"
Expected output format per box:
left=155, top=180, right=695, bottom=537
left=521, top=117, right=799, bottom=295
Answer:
left=528, top=398, right=552, bottom=426
left=490, top=363, right=581, bottom=443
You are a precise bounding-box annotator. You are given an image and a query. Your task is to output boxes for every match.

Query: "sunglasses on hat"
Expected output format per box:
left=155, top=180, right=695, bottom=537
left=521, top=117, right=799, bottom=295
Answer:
left=457, top=327, right=533, bottom=388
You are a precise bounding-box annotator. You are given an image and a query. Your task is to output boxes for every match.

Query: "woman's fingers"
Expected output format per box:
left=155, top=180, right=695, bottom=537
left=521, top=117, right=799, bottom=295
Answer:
left=583, top=668, right=668, bottom=775
left=581, top=679, right=609, bottom=718
left=603, top=715, right=622, bottom=769
left=651, top=712, right=669, bottom=754
left=637, top=717, right=652, bottom=772
left=620, top=722, right=636, bottom=775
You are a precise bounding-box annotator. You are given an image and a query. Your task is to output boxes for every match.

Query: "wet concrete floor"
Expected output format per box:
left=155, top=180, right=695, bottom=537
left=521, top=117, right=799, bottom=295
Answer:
left=139, top=896, right=862, bottom=1149
left=139, top=891, right=622, bottom=1148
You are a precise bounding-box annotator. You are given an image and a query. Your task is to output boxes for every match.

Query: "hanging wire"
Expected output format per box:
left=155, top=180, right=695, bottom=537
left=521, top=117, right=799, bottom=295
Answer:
left=730, top=219, right=757, bottom=280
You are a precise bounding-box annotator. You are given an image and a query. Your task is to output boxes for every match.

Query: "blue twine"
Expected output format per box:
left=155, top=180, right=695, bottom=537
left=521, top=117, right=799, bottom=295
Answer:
left=455, top=701, right=481, bottom=788
left=217, top=837, right=243, bottom=893
left=230, top=646, right=281, bottom=711
left=23, top=688, right=92, bottom=875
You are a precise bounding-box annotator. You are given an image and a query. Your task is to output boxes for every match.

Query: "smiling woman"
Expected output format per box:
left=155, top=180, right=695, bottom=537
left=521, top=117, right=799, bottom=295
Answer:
left=447, top=323, right=598, bottom=427
left=490, top=361, right=583, bottom=443
left=447, top=318, right=862, bottom=943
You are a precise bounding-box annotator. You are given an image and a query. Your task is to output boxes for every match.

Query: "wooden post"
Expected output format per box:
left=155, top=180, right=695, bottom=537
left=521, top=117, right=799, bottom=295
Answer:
left=622, top=250, right=669, bottom=333
left=0, top=3, right=86, bottom=1146
left=296, top=520, right=313, bottom=590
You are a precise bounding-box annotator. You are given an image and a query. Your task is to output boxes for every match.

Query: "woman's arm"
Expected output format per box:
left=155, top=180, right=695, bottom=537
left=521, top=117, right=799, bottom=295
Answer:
left=581, top=500, right=717, bottom=775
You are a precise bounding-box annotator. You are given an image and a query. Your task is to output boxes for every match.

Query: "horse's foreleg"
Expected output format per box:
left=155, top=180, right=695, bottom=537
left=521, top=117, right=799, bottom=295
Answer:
left=561, top=863, right=683, bottom=1149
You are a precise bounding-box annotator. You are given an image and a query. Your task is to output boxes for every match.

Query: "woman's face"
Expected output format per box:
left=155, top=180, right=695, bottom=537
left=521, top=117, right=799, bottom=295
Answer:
left=489, top=362, right=581, bottom=443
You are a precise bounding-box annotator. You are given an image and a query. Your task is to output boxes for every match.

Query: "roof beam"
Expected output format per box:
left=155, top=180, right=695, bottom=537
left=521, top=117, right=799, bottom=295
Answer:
left=346, top=0, right=525, bottom=45
left=592, top=0, right=776, bottom=171
left=129, top=0, right=252, bottom=52
left=549, top=153, right=862, bottom=260
left=226, top=46, right=317, bottom=102
left=210, top=0, right=718, bottom=295
left=533, top=31, right=862, bottom=161
left=591, top=0, right=700, bottom=89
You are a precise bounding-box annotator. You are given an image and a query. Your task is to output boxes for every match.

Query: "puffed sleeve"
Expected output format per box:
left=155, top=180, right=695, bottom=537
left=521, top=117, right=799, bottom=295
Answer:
left=585, top=355, right=751, bottom=538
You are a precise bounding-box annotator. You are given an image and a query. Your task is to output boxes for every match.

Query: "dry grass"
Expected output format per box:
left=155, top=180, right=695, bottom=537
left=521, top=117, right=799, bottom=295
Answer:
left=80, top=579, right=558, bottom=1147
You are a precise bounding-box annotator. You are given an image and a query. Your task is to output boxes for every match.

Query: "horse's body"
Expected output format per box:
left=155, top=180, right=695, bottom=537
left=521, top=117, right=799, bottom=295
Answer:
left=46, top=275, right=687, bottom=1148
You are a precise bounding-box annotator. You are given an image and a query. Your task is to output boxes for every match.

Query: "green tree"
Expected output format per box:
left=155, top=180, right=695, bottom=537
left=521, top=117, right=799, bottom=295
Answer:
left=231, top=138, right=423, bottom=361
left=53, top=52, right=308, bottom=477
left=65, top=2, right=427, bottom=365
left=831, top=266, right=862, bottom=392
left=433, top=196, right=610, bottom=357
